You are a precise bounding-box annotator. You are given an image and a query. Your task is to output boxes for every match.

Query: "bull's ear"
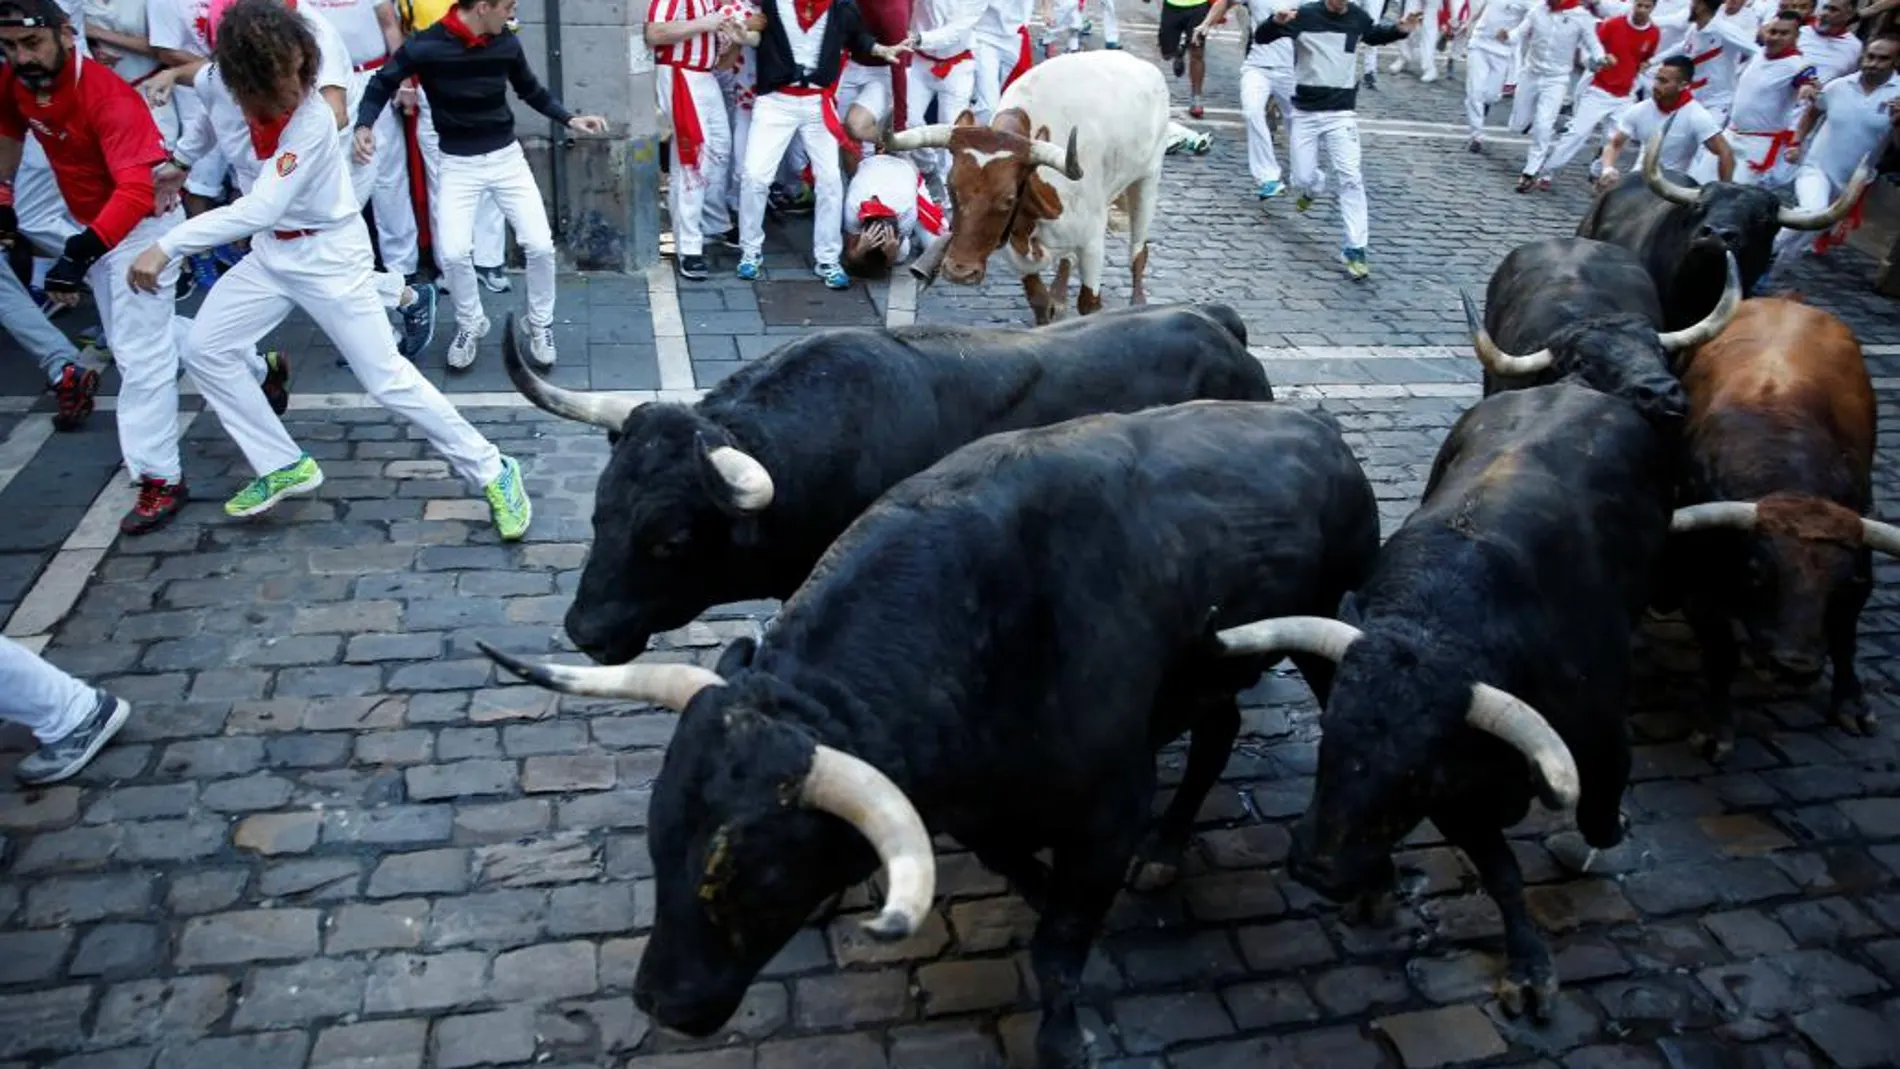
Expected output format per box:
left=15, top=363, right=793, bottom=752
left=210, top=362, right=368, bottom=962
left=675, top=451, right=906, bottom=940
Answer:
left=953, top=108, right=978, bottom=128
left=731, top=515, right=763, bottom=548
left=1337, top=590, right=1363, bottom=626
left=716, top=637, right=758, bottom=676
left=1022, top=173, right=1062, bottom=219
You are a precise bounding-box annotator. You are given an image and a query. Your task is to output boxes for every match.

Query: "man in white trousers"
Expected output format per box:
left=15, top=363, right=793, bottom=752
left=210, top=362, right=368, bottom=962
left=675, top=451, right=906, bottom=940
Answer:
left=308, top=0, right=422, bottom=283
left=1532, top=0, right=1657, bottom=187
left=0, top=0, right=214, bottom=534
left=355, top=0, right=608, bottom=370
left=1767, top=36, right=1900, bottom=278
left=1594, top=55, right=1733, bottom=184
left=1799, top=0, right=1864, bottom=85
left=649, top=0, right=738, bottom=281
left=840, top=151, right=943, bottom=275
left=1198, top=0, right=1299, bottom=198
left=906, top=0, right=987, bottom=199
left=1257, top=0, right=1420, bottom=280
left=1508, top=0, right=1610, bottom=192
left=1714, top=10, right=1817, bottom=187
left=1, top=637, right=130, bottom=785
left=145, top=0, right=243, bottom=293
left=1386, top=0, right=1447, bottom=79
left=128, top=0, right=534, bottom=539
left=734, top=0, right=907, bottom=287
left=1462, top=0, right=1532, bottom=151
left=971, top=0, right=1034, bottom=123
left=1661, top=0, right=1758, bottom=127
left=400, top=0, right=508, bottom=296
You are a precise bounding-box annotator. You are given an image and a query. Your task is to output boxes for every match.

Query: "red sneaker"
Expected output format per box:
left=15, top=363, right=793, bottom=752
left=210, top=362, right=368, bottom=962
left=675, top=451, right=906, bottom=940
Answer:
left=120, top=476, right=189, bottom=535
left=51, top=363, right=101, bottom=431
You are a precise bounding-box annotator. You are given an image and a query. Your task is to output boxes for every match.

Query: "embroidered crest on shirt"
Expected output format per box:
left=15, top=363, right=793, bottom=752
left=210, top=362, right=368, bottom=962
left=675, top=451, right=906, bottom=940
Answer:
left=276, top=152, right=298, bottom=176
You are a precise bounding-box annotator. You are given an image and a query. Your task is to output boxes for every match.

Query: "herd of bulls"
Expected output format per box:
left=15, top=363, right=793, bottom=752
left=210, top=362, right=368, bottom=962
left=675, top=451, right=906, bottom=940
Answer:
left=472, top=137, right=1892, bottom=1068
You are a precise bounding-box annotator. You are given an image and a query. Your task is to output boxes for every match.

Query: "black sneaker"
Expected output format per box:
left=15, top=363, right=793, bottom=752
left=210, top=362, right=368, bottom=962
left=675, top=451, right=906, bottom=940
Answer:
left=261, top=350, right=292, bottom=415
left=718, top=227, right=742, bottom=249
left=677, top=254, right=708, bottom=281
left=15, top=690, right=132, bottom=785
left=1173, top=52, right=1186, bottom=77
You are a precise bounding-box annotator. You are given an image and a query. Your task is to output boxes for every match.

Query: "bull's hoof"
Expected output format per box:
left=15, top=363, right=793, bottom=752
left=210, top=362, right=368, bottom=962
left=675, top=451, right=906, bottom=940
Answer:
left=1126, top=833, right=1184, bottom=892
left=1496, top=959, right=1559, bottom=1021
left=1036, top=1018, right=1098, bottom=1069
left=1831, top=696, right=1878, bottom=737
left=1688, top=727, right=1735, bottom=764
left=1343, top=888, right=1398, bottom=928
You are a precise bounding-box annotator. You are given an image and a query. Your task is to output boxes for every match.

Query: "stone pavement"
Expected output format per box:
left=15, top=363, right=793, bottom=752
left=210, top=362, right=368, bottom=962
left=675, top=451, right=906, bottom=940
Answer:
left=3, top=1, right=1900, bottom=1065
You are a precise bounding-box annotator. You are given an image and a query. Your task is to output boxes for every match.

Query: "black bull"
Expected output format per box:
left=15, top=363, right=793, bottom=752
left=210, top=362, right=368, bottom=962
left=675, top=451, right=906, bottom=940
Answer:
left=1577, top=133, right=1867, bottom=331
left=1215, top=383, right=1676, bottom=1021
left=501, top=303, right=1273, bottom=665
left=482, top=401, right=1381, bottom=1069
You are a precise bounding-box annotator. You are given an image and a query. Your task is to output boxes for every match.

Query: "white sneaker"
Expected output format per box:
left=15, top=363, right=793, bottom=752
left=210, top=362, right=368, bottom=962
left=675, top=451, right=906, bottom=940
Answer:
left=447, top=316, right=489, bottom=371
left=524, top=321, right=557, bottom=369
left=1385, top=57, right=1405, bottom=75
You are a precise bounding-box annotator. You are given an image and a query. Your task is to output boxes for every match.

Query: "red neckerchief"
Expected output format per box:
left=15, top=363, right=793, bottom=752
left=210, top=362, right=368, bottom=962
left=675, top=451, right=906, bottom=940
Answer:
left=792, top=0, right=833, bottom=30
left=1550, top=0, right=1582, bottom=10
left=247, top=109, right=294, bottom=158
left=1655, top=88, right=1695, bottom=113
left=442, top=6, right=491, bottom=47
left=1764, top=44, right=1800, bottom=59
left=858, top=196, right=898, bottom=223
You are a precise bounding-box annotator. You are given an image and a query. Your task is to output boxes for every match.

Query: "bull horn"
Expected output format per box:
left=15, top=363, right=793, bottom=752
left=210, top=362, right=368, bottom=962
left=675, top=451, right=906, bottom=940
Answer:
left=1462, top=289, right=1554, bottom=376
left=1860, top=518, right=1900, bottom=556
left=1669, top=501, right=1760, bottom=532
left=799, top=744, right=935, bottom=941
left=883, top=123, right=958, bottom=153
left=503, top=314, right=636, bottom=431
left=1656, top=249, right=1742, bottom=352
left=1465, top=683, right=1581, bottom=810
left=1640, top=131, right=1699, bottom=207
left=703, top=444, right=775, bottom=512
left=1216, top=615, right=1364, bottom=661
left=1779, top=155, right=1874, bottom=230
left=1028, top=128, right=1084, bottom=181
left=476, top=641, right=724, bottom=712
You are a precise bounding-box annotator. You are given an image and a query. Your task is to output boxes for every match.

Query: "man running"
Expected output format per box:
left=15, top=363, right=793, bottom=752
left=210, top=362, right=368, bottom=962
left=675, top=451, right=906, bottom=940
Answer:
left=1713, top=8, right=1816, bottom=186
left=1461, top=0, right=1532, bottom=152
left=1595, top=54, right=1734, bottom=185
left=1532, top=0, right=1657, bottom=187
left=1198, top=0, right=1299, bottom=197
left=1768, top=34, right=1900, bottom=276
left=1156, top=0, right=1215, bottom=117
left=1508, top=0, right=1610, bottom=193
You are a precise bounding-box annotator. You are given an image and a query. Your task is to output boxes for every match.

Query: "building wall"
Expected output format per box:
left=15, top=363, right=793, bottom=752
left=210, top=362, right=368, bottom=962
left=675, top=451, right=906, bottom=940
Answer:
left=501, top=0, right=661, bottom=271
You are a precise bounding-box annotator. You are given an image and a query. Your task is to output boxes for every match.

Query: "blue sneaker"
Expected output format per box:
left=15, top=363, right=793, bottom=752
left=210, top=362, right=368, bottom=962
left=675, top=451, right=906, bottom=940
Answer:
left=1257, top=179, right=1285, bottom=199
left=815, top=262, right=849, bottom=290
left=737, top=253, right=763, bottom=281
left=211, top=243, right=247, bottom=268
left=188, top=252, right=220, bottom=293
left=398, top=282, right=438, bottom=359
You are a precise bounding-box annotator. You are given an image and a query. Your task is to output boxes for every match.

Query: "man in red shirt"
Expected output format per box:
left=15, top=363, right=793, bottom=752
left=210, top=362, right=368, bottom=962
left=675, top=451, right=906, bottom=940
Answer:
left=1530, top=0, right=1658, bottom=189
left=0, top=0, right=195, bottom=532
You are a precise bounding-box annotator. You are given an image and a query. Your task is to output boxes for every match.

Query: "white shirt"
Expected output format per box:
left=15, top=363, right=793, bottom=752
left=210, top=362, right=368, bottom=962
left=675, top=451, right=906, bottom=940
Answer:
left=974, top=0, right=1033, bottom=52
left=176, top=10, right=354, bottom=187
left=1650, top=0, right=1690, bottom=59
left=1807, top=71, right=1900, bottom=187
left=158, top=91, right=360, bottom=257
left=912, top=0, right=987, bottom=59
left=1508, top=4, right=1606, bottom=79
left=1242, top=0, right=1298, bottom=70
left=1797, top=24, right=1864, bottom=84
left=84, top=0, right=153, bottom=79
left=148, top=0, right=212, bottom=56
left=304, top=0, right=391, bottom=67
left=1616, top=95, right=1723, bottom=171
left=774, top=0, right=826, bottom=69
left=1468, top=0, right=1533, bottom=56
left=1679, top=13, right=1758, bottom=105
left=1729, top=49, right=1819, bottom=132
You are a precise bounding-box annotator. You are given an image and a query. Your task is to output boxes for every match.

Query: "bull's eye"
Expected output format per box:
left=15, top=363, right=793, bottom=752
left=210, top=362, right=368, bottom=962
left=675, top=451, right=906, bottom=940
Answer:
left=650, top=531, right=692, bottom=559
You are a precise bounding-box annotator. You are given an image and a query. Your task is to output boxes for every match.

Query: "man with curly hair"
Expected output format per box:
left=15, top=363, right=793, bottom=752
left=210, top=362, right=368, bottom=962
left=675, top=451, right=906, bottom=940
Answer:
left=126, top=0, right=534, bottom=539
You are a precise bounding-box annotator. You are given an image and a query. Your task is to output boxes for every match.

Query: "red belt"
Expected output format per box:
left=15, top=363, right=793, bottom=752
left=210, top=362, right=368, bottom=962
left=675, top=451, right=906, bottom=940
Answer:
left=916, top=49, right=972, bottom=80
left=272, top=228, right=321, bottom=240
left=1734, top=128, right=1797, bottom=173
left=774, top=84, right=859, bottom=161
left=354, top=55, right=387, bottom=72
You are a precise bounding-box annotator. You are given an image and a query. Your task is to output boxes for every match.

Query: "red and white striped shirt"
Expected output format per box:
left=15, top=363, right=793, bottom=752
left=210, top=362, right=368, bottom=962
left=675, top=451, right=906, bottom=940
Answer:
left=649, top=0, right=721, bottom=69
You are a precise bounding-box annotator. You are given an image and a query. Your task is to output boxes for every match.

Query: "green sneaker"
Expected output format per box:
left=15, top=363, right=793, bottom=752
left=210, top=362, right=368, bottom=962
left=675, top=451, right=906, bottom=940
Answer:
left=225, top=454, right=324, bottom=517
left=1344, top=247, right=1371, bottom=281
left=1296, top=192, right=1315, bottom=213
left=484, top=454, right=532, bottom=541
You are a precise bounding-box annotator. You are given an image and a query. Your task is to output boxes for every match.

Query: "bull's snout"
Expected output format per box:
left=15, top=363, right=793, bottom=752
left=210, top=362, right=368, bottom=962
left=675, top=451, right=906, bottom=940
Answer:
left=564, top=605, right=650, bottom=666
left=633, top=979, right=745, bottom=1039
left=1696, top=223, right=1743, bottom=250
left=1631, top=380, right=1689, bottom=423
left=940, top=258, right=987, bottom=286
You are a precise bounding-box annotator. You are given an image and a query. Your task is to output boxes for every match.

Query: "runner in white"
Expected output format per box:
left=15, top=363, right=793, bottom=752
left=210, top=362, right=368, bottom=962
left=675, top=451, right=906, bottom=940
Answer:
left=840, top=152, right=943, bottom=275
left=1507, top=0, right=1610, bottom=192
left=1664, top=0, right=1760, bottom=125
left=971, top=0, right=1033, bottom=123
left=144, top=0, right=238, bottom=289
left=905, top=0, right=986, bottom=193
left=1534, top=0, right=1657, bottom=187
left=1768, top=35, right=1899, bottom=275
left=1198, top=0, right=1298, bottom=197
left=649, top=0, right=736, bottom=281
left=1461, top=0, right=1531, bottom=152
left=1595, top=53, right=1734, bottom=184
left=1713, top=9, right=1817, bottom=186
left=1798, top=0, right=1863, bottom=83
left=306, top=0, right=420, bottom=281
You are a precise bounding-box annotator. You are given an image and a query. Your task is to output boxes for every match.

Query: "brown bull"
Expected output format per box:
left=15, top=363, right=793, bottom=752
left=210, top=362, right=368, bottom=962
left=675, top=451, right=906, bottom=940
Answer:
left=1664, top=298, right=1900, bottom=758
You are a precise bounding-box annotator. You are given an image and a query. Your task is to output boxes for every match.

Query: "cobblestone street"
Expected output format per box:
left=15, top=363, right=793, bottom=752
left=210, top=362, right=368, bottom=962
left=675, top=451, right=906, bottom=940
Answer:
left=4, top=1, right=1900, bottom=1065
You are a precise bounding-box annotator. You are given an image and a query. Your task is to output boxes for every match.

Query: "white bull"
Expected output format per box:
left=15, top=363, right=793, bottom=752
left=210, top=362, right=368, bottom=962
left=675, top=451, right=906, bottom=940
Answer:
left=884, top=49, right=1171, bottom=325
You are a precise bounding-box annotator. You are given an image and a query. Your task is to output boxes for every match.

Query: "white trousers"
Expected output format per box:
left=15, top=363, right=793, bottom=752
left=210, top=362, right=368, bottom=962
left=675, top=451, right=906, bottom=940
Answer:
left=1464, top=47, right=1510, bottom=140
left=972, top=34, right=1021, bottom=123
left=1390, top=0, right=1445, bottom=76
left=1240, top=66, right=1296, bottom=185
left=416, top=87, right=507, bottom=274
left=1518, top=71, right=1573, bottom=175
left=101, top=213, right=190, bottom=484
left=352, top=68, right=420, bottom=276
left=1769, top=165, right=1837, bottom=271
left=740, top=91, right=845, bottom=264
left=659, top=67, right=734, bottom=258
left=0, top=637, right=95, bottom=743
left=184, top=222, right=503, bottom=487
left=436, top=142, right=557, bottom=331
left=1289, top=109, right=1369, bottom=250
left=174, top=86, right=232, bottom=200
left=907, top=55, right=977, bottom=178
left=1702, top=128, right=1791, bottom=188
left=1540, top=84, right=1631, bottom=178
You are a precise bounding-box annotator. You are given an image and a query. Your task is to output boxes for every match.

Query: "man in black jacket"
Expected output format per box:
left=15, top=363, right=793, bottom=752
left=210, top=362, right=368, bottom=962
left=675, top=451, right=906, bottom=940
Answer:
left=735, top=0, right=907, bottom=288
left=355, top=0, right=605, bottom=371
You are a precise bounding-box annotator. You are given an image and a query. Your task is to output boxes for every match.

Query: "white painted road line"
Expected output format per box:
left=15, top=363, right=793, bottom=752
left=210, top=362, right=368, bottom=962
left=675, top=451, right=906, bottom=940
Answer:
left=0, top=414, right=55, bottom=498
left=887, top=272, right=919, bottom=328
left=645, top=263, right=699, bottom=392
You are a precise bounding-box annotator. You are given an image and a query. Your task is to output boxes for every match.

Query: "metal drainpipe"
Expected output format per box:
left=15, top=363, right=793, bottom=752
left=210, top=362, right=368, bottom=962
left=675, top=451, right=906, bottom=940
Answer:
left=546, top=0, right=567, bottom=241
